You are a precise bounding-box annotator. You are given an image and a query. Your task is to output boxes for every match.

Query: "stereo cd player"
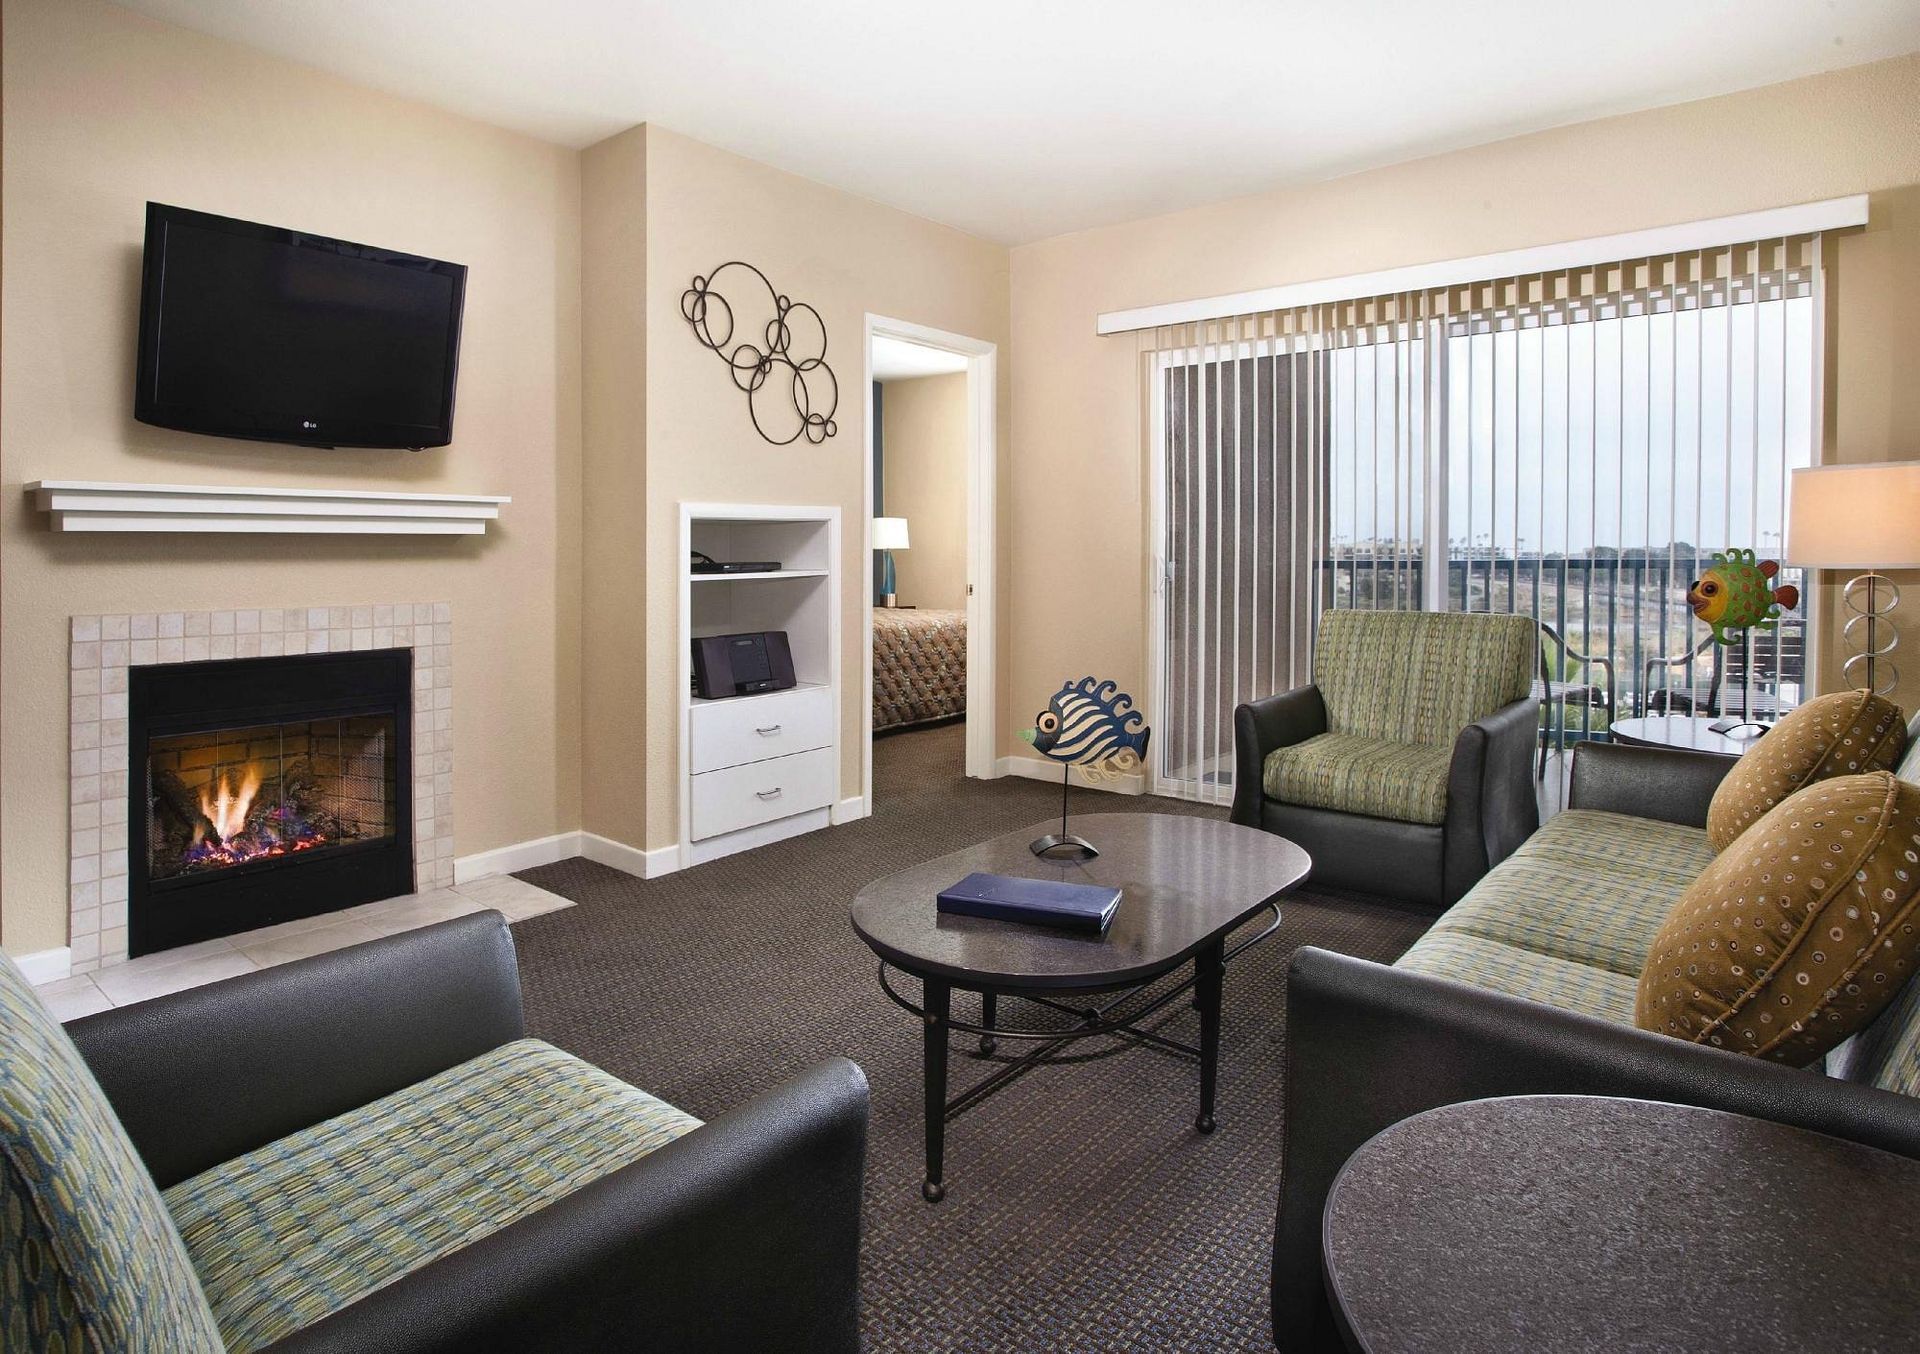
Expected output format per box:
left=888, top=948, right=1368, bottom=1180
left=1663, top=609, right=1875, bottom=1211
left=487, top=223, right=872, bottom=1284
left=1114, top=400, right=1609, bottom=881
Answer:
left=691, top=631, right=796, bottom=699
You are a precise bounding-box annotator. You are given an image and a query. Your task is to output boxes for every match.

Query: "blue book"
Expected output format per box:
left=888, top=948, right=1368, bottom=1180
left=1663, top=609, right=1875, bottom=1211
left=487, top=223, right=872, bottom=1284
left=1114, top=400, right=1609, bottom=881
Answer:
left=936, top=871, right=1120, bottom=934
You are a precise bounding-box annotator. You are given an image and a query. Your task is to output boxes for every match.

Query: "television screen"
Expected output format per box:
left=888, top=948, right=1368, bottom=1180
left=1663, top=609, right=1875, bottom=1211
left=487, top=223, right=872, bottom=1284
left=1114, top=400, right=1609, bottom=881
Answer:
left=135, top=203, right=466, bottom=450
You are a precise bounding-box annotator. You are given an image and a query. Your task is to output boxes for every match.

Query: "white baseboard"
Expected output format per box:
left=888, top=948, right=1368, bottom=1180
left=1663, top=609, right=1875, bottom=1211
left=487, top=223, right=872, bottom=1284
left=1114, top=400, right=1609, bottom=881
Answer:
left=11, top=947, right=73, bottom=985
left=456, top=830, right=680, bottom=884
left=459, top=801, right=865, bottom=888
left=454, top=831, right=582, bottom=884
left=995, top=754, right=1148, bottom=796
left=579, top=831, right=681, bottom=880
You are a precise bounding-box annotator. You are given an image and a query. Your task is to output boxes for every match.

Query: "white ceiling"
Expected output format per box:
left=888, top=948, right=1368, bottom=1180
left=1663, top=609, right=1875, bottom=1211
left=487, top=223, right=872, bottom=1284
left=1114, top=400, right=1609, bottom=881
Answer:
left=115, top=0, right=1920, bottom=245
left=871, top=336, right=969, bottom=382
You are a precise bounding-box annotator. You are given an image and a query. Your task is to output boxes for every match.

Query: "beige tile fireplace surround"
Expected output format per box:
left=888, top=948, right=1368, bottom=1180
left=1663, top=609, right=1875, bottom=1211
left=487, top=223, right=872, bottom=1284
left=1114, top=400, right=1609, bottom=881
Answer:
left=69, top=602, right=457, bottom=974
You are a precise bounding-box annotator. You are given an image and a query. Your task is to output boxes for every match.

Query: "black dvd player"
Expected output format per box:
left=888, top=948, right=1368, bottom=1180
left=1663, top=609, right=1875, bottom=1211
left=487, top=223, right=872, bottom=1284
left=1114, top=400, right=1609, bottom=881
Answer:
left=691, top=550, right=781, bottom=575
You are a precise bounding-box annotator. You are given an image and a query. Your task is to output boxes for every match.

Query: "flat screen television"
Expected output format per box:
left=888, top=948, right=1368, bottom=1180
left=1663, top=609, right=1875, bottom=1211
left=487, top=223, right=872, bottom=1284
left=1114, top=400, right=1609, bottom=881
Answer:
left=134, top=203, right=467, bottom=450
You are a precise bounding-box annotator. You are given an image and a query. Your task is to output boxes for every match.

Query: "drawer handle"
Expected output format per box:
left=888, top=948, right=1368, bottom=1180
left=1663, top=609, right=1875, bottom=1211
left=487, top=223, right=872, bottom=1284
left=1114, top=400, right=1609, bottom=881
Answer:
left=755, top=724, right=783, bottom=735
left=756, top=787, right=783, bottom=800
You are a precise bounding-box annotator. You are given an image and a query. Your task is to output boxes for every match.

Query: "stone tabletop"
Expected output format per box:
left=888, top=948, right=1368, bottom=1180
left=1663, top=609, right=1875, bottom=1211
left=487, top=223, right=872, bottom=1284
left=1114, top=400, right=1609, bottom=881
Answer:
left=1323, top=1094, right=1920, bottom=1354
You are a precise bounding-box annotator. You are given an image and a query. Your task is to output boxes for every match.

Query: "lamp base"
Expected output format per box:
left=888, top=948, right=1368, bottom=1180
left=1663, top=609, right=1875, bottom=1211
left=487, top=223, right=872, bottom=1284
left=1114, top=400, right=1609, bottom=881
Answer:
left=1030, top=833, right=1099, bottom=861
left=1841, top=572, right=1901, bottom=697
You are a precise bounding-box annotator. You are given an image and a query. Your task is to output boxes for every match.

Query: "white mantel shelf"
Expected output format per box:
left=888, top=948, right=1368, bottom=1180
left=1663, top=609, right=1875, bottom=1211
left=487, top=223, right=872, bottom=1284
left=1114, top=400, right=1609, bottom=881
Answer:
left=27, top=480, right=510, bottom=535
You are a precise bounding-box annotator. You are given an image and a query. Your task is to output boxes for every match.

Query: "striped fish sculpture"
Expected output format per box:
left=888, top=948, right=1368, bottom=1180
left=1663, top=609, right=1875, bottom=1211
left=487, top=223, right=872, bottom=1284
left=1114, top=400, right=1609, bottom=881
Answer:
left=1020, top=677, right=1151, bottom=784
left=1688, top=548, right=1800, bottom=644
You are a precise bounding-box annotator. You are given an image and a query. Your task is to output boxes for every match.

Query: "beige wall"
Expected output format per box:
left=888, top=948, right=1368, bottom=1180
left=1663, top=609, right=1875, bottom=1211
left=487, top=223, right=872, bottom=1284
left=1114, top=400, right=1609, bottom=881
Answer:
left=576, top=125, right=1008, bottom=851
left=1007, top=52, right=1920, bottom=766
left=879, top=373, right=968, bottom=611
left=8, top=0, right=1920, bottom=952
left=0, top=0, right=584, bottom=953
left=579, top=126, right=649, bottom=846
left=640, top=126, right=1008, bottom=848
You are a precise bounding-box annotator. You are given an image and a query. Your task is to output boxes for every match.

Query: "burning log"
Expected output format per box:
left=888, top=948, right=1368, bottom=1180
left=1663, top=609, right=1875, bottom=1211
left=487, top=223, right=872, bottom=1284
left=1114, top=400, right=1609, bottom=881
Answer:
left=238, top=758, right=345, bottom=845
left=151, top=768, right=217, bottom=844
left=251, top=757, right=316, bottom=815
left=152, top=751, right=367, bottom=877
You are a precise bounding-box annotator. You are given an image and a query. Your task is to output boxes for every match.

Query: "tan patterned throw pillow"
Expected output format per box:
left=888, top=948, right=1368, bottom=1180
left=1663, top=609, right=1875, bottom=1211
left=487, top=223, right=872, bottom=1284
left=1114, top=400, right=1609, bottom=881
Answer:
left=1705, top=690, right=1907, bottom=851
left=1636, top=772, right=1920, bottom=1064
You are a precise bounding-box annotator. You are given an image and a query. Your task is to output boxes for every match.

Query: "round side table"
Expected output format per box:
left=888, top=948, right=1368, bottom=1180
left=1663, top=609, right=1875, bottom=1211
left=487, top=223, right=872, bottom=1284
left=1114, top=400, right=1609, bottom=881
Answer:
left=1323, top=1095, right=1920, bottom=1353
left=1608, top=714, right=1764, bottom=756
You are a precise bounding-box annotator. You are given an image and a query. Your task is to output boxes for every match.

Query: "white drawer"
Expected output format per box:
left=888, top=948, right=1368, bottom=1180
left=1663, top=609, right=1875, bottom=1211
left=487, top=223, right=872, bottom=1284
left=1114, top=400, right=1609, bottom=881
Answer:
left=690, top=685, right=833, bottom=773
left=690, top=746, right=835, bottom=840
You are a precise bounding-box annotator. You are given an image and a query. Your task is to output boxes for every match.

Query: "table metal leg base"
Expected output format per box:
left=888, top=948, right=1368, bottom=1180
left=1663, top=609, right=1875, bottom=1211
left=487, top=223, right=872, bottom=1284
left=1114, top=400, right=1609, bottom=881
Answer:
left=873, top=902, right=1279, bottom=1201
left=1194, top=937, right=1224, bottom=1134
left=923, top=977, right=950, bottom=1204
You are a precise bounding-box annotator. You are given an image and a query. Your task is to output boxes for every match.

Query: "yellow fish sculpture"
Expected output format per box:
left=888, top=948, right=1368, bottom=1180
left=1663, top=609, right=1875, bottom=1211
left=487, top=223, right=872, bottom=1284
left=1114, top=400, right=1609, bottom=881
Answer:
left=1687, top=548, right=1799, bottom=644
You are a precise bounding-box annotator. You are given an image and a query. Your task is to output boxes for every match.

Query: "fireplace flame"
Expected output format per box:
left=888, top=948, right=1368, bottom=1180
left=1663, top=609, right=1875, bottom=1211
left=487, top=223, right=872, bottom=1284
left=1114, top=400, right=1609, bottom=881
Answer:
left=200, top=765, right=263, bottom=843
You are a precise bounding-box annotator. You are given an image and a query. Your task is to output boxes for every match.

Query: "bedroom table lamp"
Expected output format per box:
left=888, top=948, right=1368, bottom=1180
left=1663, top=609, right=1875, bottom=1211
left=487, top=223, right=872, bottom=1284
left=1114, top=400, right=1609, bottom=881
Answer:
left=874, top=516, right=910, bottom=608
left=1786, top=461, right=1920, bottom=697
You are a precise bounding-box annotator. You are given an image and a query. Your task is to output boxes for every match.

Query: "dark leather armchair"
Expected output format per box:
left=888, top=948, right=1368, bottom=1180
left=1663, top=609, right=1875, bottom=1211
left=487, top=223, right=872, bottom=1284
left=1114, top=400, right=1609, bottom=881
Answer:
left=1231, top=610, right=1540, bottom=908
left=62, top=912, right=870, bottom=1352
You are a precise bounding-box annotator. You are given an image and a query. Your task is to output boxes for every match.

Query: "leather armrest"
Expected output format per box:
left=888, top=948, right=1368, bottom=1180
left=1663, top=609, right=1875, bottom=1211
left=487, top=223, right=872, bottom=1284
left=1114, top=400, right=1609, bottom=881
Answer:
left=1567, top=741, right=1735, bottom=827
left=264, top=1057, right=871, bottom=1354
left=1232, top=686, right=1328, bottom=826
left=1272, top=947, right=1920, bottom=1352
left=68, top=912, right=526, bottom=1189
left=1441, top=695, right=1540, bottom=906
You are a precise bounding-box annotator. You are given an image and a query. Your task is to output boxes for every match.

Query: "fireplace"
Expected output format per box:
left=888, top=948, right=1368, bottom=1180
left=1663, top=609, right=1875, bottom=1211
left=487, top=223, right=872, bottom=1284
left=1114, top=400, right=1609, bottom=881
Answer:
left=128, top=650, right=414, bottom=957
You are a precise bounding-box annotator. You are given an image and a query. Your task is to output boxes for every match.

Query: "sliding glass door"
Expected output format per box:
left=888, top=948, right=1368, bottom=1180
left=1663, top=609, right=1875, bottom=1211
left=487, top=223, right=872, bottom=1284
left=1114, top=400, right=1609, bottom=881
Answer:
left=1153, top=342, right=1326, bottom=803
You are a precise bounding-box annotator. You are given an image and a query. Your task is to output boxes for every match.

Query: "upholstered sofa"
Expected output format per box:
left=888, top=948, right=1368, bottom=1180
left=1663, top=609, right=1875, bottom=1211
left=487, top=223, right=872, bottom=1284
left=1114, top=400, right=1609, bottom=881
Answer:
left=2, top=911, right=869, bottom=1352
left=1269, top=737, right=1920, bottom=1352
left=1232, top=609, right=1540, bottom=908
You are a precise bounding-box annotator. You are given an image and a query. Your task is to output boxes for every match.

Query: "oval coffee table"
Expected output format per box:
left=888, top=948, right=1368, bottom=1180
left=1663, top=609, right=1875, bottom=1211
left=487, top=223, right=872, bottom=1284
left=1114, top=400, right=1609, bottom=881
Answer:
left=851, top=812, right=1309, bottom=1202
left=1323, top=1095, right=1920, bottom=1353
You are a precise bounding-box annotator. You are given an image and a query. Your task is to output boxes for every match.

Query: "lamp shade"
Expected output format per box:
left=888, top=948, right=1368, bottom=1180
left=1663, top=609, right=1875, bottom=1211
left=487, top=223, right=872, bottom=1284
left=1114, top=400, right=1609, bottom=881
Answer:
left=872, top=516, right=910, bottom=551
left=1786, top=462, right=1920, bottom=570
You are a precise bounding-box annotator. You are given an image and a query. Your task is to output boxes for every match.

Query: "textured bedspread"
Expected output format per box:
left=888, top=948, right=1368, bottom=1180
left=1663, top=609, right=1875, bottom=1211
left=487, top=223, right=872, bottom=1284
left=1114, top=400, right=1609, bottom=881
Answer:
left=874, top=608, right=966, bottom=732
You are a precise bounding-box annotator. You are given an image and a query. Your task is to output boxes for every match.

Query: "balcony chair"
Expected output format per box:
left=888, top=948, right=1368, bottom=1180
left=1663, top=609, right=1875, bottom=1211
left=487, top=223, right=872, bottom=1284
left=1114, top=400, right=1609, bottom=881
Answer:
left=1640, top=620, right=1805, bottom=723
left=1230, top=609, right=1540, bottom=909
left=0, top=911, right=868, bottom=1353
left=1532, top=620, right=1615, bottom=779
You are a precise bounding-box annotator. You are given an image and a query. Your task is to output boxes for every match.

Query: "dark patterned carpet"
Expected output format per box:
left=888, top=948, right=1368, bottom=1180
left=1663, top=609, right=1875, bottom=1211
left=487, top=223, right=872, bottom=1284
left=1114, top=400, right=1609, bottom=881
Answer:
left=512, top=724, right=1431, bottom=1352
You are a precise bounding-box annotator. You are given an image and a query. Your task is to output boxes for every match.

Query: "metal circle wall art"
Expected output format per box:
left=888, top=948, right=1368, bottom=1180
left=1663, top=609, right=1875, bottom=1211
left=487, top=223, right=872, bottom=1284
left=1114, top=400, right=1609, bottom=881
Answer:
left=682, top=261, right=839, bottom=446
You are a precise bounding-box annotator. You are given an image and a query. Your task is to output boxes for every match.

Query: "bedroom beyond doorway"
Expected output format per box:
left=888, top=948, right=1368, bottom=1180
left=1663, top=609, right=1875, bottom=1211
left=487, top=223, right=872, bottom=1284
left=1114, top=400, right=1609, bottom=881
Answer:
left=864, top=319, right=997, bottom=802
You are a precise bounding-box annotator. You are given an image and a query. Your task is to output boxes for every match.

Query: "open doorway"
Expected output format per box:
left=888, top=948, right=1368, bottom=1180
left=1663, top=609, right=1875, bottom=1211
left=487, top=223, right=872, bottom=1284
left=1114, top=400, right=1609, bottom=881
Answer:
left=863, top=316, right=996, bottom=809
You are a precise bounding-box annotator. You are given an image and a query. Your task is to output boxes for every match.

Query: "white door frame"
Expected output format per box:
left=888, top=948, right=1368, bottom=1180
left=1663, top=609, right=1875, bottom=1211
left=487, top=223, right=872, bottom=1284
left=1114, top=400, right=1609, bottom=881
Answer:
left=863, top=314, right=998, bottom=807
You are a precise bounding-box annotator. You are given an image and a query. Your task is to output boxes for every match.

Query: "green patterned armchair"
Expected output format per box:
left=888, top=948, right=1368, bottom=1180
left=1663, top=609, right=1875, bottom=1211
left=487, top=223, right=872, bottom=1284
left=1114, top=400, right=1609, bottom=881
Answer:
left=1231, top=610, right=1540, bottom=908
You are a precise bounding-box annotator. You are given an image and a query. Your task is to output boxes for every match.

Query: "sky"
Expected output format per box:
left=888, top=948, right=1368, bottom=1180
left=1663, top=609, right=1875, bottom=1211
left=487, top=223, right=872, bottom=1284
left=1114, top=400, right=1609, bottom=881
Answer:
left=1325, top=294, right=1815, bottom=559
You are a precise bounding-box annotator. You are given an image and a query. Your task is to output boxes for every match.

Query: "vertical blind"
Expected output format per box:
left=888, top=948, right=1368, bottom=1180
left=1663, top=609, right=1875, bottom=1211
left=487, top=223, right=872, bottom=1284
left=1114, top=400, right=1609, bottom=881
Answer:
left=1145, top=235, right=1821, bottom=804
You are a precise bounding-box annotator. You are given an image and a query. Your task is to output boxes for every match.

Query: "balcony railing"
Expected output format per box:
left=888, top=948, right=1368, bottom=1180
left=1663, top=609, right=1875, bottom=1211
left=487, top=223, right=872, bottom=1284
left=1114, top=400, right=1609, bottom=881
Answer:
left=1155, top=548, right=1804, bottom=796
left=1327, top=550, right=1805, bottom=734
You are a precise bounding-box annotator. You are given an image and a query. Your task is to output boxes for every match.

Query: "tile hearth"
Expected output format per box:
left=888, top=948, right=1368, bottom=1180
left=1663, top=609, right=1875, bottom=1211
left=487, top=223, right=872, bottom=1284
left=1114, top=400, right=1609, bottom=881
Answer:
left=69, top=602, right=457, bottom=974
left=33, top=872, right=571, bottom=1019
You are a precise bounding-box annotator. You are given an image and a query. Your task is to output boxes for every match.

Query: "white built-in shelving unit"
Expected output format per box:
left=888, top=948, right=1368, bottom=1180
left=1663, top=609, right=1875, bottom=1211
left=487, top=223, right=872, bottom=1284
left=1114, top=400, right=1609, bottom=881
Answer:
left=678, top=504, right=841, bottom=867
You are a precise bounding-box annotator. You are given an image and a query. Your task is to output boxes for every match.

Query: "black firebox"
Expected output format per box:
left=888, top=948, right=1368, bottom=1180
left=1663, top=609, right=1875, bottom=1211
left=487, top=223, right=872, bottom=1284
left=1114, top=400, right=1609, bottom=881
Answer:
left=128, top=649, right=413, bottom=958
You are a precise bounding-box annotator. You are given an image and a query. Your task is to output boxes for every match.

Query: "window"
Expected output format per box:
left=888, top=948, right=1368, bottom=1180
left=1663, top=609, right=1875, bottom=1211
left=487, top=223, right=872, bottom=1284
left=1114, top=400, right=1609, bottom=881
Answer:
left=1150, top=237, right=1820, bottom=803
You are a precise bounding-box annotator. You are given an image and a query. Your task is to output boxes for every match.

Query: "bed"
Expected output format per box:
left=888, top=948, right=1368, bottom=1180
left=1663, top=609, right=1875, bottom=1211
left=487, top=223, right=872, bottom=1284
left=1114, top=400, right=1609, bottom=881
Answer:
left=873, top=607, right=967, bottom=733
